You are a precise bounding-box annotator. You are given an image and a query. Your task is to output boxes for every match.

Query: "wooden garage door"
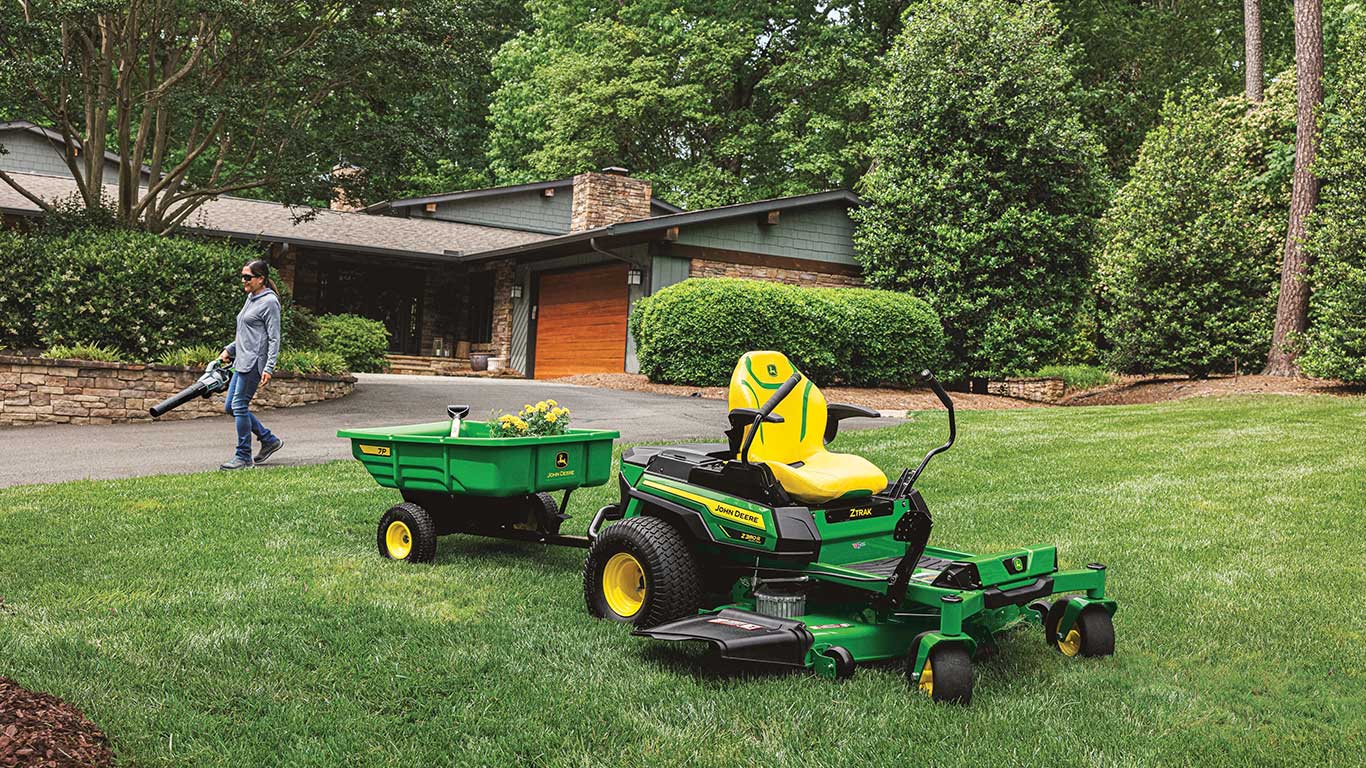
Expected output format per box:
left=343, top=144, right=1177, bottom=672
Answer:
left=533, top=263, right=629, bottom=379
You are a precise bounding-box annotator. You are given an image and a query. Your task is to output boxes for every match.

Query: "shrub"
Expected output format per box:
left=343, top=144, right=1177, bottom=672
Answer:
left=1029, top=365, right=1112, bottom=391
left=153, top=345, right=223, bottom=368
left=0, top=230, right=42, bottom=350
left=631, top=278, right=945, bottom=387
left=0, top=228, right=312, bottom=360
left=41, top=342, right=125, bottom=363
left=1097, top=75, right=1294, bottom=376
left=1302, top=19, right=1366, bottom=382
left=275, top=350, right=349, bottom=376
left=316, top=313, right=390, bottom=373
left=853, top=0, right=1109, bottom=381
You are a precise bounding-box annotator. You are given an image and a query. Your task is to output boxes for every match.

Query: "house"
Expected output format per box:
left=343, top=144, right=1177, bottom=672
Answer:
left=0, top=137, right=865, bottom=377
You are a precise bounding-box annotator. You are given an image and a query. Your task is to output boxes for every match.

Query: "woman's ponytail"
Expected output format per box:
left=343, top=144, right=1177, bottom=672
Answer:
left=245, top=259, right=277, bottom=292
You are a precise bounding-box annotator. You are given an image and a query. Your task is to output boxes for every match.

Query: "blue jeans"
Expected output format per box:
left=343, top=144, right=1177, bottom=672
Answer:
left=224, top=369, right=277, bottom=461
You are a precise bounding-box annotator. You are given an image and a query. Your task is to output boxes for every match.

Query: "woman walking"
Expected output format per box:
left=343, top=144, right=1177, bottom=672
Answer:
left=219, top=259, right=285, bottom=470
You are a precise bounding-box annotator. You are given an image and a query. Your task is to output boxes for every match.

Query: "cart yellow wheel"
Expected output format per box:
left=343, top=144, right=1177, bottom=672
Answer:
left=376, top=503, right=438, bottom=563
left=602, top=552, right=647, bottom=618
left=385, top=520, right=414, bottom=559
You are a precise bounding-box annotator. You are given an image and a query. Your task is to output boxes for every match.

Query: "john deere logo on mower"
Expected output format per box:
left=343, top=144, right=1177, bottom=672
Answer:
left=767, top=363, right=778, bottom=376
left=555, top=451, right=569, bottom=468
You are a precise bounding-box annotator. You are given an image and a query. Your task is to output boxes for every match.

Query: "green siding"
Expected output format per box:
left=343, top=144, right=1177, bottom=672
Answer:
left=674, top=203, right=857, bottom=265
left=650, top=254, right=691, bottom=293
left=421, top=190, right=571, bottom=234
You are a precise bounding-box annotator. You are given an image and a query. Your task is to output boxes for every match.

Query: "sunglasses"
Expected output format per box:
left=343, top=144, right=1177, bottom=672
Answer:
left=240, top=273, right=259, bottom=281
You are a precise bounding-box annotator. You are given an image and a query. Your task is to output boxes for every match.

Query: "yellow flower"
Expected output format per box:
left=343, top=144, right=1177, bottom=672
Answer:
left=546, top=399, right=557, bottom=407
left=545, top=412, right=558, bottom=423
left=535, top=400, right=549, bottom=412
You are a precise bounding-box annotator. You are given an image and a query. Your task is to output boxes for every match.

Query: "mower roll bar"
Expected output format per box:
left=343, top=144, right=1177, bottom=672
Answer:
left=890, top=370, right=956, bottom=496
left=737, top=372, right=802, bottom=465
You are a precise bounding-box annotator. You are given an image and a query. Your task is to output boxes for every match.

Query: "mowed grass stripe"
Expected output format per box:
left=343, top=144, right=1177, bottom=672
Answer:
left=0, top=395, right=1362, bottom=767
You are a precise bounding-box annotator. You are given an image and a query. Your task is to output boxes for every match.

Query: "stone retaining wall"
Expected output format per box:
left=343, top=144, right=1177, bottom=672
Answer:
left=986, top=376, right=1067, bottom=403
left=0, top=355, right=355, bottom=427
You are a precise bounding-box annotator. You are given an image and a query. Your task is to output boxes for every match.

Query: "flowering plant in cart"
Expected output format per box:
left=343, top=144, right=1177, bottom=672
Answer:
left=492, top=400, right=571, bottom=437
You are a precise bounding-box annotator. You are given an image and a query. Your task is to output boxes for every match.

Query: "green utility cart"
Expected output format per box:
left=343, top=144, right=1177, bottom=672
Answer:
left=338, top=418, right=619, bottom=562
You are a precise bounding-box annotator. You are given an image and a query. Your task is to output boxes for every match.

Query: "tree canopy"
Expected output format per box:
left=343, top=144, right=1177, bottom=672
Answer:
left=486, top=0, right=908, bottom=208
left=0, top=0, right=516, bottom=227
left=853, top=0, right=1109, bottom=381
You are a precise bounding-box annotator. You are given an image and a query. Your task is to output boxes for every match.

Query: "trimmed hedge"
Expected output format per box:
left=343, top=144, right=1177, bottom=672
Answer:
left=0, top=228, right=310, bottom=360
left=317, top=313, right=390, bottom=373
left=631, top=278, right=945, bottom=387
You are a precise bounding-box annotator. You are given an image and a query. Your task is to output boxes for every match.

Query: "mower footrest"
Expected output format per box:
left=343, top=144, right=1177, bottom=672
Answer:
left=633, top=609, right=814, bottom=667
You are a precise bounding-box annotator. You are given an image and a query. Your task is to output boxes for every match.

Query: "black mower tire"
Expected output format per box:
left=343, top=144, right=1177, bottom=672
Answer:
left=377, top=502, right=438, bottom=564
left=583, top=516, right=702, bottom=628
left=909, top=644, right=973, bottom=705
left=1047, top=604, right=1115, bottom=657
left=822, top=646, right=856, bottom=681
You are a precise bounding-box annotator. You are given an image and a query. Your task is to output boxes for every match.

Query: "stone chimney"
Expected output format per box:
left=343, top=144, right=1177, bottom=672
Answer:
left=330, top=164, right=365, bottom=212
left=570, top=167, right=652, bottom=231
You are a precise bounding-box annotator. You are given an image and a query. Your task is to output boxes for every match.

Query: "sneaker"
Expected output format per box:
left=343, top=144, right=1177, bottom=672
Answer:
left=219, top=457, right=253, bottom=470
left=254, top=438, right=284, bottom=464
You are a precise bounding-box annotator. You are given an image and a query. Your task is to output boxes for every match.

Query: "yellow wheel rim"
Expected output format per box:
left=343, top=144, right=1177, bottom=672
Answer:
left=602, top=552, right=647, bottom=617
left=918, top=658, right=934, bottom=697
left=386, top=520, right=413, bottom=560
left=1059, top=628, right=1082, bottom=657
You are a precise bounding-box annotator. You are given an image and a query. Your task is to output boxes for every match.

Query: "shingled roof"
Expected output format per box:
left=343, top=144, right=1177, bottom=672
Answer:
left=0, top=171, right=553, bottom=260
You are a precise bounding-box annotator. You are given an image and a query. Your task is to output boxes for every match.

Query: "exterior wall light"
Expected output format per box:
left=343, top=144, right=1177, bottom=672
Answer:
left=510, top=284, right=523, bottom=299
left=626, top=268, right=642, bottom=286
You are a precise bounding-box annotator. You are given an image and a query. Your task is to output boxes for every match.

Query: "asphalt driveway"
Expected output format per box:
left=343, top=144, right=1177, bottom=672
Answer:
left=0, top=373, right=896, bottom=488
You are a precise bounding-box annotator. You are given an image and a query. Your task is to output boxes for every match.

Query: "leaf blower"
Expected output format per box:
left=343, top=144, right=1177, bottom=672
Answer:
left=149, top=359, right=233, bottom=417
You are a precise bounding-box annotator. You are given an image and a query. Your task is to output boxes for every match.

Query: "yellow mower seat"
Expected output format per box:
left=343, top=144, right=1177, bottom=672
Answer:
left=729, top=351, right=888, bottom=504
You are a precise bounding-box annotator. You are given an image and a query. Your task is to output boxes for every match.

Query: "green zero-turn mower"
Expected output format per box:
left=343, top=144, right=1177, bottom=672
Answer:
left=582, top=351, right=1117, bottom=704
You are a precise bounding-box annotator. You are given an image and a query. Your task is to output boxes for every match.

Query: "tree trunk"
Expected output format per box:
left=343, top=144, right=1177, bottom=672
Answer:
left=1244, top=0, right=1263, bottom=102
left=1264, top=0, right=1324, bottom=376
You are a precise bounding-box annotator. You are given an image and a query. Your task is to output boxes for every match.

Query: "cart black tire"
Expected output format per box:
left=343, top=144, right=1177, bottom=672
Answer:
left=583, top=516, right=701, bottom=628
left=1048, top=603, right=1115, bottom=657
left=531, top=492, right=564, bottom=535
left=377, top=502, right=438, bottom=564
left=909, top=644, right=973, bottom=705
left=822, top=646, right=856, bottom=681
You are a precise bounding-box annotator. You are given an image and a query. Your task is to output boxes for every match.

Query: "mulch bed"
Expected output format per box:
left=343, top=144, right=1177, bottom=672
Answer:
left=0, top=678, right=113, bottom=768
left=553, top=373, right=1040, bottom=410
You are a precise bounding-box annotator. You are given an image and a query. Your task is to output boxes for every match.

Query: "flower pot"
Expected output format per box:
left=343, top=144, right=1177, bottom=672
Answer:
left=469, top=353, right=489, bottom=372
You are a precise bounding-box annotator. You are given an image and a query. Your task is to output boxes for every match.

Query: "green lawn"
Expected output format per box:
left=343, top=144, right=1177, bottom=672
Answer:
left=2, top=396, right=1363, bottom=767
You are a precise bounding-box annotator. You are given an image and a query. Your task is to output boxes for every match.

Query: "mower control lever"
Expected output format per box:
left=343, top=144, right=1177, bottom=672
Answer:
left=739, top=373, right=803, bottom=465
left=891, top=370, right=957, bottom=495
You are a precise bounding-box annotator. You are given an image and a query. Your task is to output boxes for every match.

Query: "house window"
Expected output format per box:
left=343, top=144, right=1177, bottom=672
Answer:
left=466, top=271, right=495, bottom=344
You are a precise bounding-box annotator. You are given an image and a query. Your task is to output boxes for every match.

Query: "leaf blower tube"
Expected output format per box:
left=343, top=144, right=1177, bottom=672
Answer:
left=149, top=359, right=234, bottom=417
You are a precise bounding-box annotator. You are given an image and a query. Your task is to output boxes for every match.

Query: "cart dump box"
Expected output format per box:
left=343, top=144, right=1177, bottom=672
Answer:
left=338, top=420, right=619, bottom=497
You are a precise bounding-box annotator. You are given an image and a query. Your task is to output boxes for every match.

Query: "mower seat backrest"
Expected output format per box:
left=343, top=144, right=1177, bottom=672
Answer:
left=728, top=351, right=887, bottom=504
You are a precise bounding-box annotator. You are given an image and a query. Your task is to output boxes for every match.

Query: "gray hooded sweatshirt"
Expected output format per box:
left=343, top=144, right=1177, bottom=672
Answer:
left=223, top=288, right=281, bottom=375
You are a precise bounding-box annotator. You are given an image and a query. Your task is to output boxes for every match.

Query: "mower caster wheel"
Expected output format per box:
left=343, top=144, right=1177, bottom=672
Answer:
left=820, top=646, right=856, bottom=681
left=910, top=644, right=973, bottom=705
left=584, top=516, right=702, bottom=627
left=1046, top=601, right=1115, bottom=657
left=377, top=502, right=438, bottom=564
